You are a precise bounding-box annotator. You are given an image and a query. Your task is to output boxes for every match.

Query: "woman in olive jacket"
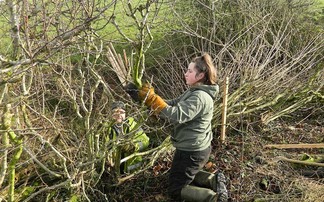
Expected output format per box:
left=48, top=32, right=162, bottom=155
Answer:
left=138, top=53, right=228, bottom=202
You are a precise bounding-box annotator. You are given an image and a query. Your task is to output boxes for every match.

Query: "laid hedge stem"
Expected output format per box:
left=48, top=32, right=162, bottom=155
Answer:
left=2, top=104, right=23, bottom=202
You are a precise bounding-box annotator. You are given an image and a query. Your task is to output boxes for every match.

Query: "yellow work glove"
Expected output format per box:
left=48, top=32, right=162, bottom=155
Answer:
left=138, top=83, right=155, bottom=105
left=138, top=83, right=167, bottom=114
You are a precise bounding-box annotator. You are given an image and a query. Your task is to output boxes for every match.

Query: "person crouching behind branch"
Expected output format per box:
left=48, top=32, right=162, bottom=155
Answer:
left=128, top=53, right=228, bottom=201
left=107, top=101, right=150, bottom=175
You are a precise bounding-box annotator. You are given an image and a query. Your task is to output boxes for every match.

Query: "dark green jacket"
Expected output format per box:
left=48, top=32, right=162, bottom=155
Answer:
left=160, top=84, right=219, bottom=151
left=108, top=117, right=149, bottom=173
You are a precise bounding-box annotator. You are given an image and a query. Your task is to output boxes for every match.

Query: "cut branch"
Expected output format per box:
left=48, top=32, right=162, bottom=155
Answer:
left=264, top=143, right=324, bottom=149
left=278, top=156, right=324, bottom=167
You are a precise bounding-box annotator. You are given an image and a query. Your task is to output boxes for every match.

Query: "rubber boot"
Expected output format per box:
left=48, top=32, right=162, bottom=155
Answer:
left=193, top=170, right=228, bottom=202
left=181, top=185, right=217, bottom=202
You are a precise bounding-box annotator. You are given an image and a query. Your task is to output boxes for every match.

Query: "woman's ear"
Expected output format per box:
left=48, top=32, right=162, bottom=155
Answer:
left=197, top=72, right=205, bottom=80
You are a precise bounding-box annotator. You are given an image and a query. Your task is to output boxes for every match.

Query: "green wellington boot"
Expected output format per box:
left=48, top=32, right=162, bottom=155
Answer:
left=193, top=170, right=228, bottom=202
left=181, top=185, right=217, bottom=202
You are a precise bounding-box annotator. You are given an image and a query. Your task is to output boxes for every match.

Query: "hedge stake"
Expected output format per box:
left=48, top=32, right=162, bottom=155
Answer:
left=220, top=77, right=229, bottom=143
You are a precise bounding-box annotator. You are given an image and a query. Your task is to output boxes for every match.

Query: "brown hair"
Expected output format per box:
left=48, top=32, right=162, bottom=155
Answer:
left=192, top=53, right=217, bottom=85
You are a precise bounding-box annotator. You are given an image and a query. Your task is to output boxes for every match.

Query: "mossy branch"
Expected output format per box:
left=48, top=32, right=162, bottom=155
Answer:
left=120, top=136, right=171, bottom=164
left=278, top=156, right=324, bottom=167
left=8, top=132, right=23, bottom=202
left=1, top=104, right=23, bottom=202
left=0, top=127, right=8, bottom=189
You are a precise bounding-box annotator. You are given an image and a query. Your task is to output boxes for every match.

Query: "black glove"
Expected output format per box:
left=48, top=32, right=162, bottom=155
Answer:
left=124, top=82, right=140, bottom=102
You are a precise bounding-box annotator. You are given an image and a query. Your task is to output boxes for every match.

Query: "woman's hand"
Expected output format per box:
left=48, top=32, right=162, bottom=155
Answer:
left=138, top=82, right=167, bottom=114
left=138, top=83, right=155, bottom=102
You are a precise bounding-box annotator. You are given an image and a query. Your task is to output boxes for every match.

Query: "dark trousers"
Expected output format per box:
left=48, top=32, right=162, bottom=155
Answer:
left=168, top=146, right=211, bottom=201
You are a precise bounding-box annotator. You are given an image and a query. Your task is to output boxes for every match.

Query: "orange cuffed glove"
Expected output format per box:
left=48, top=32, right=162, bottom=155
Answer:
left=150, top=95, right=168, bottom=114
left=138, top=83, right=167, bottom=114
left=138, top=83, right=155, bottom=105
